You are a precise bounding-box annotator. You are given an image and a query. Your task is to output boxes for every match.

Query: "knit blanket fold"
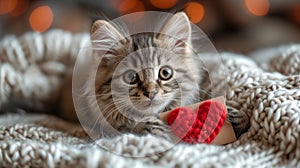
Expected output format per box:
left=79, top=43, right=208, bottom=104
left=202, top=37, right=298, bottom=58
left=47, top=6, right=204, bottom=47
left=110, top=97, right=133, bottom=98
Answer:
left=0, top=30, right=299, bottom=167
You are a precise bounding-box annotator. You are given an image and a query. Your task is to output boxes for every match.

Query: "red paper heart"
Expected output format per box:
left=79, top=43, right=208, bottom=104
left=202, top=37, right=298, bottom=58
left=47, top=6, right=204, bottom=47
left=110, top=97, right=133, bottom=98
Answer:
left=167, top=101, right=226, bottom=144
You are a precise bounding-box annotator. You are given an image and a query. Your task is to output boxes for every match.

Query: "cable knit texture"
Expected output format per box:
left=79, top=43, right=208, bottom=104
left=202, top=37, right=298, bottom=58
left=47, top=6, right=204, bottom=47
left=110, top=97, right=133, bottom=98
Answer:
left=0, top=30, right=299, bottom=167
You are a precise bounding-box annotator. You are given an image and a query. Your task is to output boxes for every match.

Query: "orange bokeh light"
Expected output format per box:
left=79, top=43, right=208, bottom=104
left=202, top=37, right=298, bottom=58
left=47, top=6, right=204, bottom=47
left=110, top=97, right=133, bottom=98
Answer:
left=0, top=0, right=18, bottom=14
left=118, top=1, right=145, bottom=22
left=29, top=5, right=53, bottom=32
left=10, top=0, right=29, bottom=16
left=111, top=0, right=145, bottom=22
left=116, top=0, right=138, bottom=12
left=291, top=5, right=300, bottom=25
left=245, top=0, right=270, bottom=16
left=185, top=2, right=205, bottom=23
left=150, top=0, right=177, bottom=9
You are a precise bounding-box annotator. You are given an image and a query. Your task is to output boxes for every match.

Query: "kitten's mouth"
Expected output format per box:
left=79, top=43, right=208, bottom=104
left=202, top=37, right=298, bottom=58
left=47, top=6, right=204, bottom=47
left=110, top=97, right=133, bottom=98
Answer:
left=143, top=100, right=161, bottom=107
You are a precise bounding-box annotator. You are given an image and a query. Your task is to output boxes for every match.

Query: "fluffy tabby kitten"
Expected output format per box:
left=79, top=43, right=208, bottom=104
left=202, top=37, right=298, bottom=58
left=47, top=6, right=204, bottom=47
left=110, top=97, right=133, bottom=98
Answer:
left=62, top=12, right=250, bottom=140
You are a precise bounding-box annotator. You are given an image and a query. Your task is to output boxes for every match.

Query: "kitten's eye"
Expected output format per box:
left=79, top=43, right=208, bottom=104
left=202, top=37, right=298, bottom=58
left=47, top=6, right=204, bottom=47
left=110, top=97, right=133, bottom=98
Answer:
left=159, top=66, right=173, bottom=80
left=123, top=70, right=138, bottom=84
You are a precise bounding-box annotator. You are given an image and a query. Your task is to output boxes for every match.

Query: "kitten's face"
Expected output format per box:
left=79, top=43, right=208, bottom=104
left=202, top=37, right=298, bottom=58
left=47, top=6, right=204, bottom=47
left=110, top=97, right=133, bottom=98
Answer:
left=92, top=13, right=202, bottom=119
left=111, top=40, right=188, bottom=116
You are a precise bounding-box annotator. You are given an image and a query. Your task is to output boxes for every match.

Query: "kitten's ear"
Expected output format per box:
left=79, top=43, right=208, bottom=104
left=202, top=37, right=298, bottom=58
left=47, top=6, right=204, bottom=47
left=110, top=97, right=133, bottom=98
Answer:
left=90, top=20, right=125, bottom=65
left=158, top=12, right=192, bottom=49
left=90, top=20, right=124, bottom=44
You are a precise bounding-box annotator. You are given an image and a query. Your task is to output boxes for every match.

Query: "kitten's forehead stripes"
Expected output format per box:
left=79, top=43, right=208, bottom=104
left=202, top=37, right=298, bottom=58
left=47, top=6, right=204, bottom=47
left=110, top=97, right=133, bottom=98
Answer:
left=129, top=33, right=158, bottom=67
left=140, top=68, right=156, bottom=82
left=131, top=33, right=156, bottom=50
left=124, top=33, right=186, bottom=72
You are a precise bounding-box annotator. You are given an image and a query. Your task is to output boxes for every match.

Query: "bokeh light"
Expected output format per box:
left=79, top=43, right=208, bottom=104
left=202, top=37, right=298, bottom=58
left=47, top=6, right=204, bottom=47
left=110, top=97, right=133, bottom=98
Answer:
left=10, top=0, right=29, bottom=16
left=117, top=0, right=139, bottom=12
left=29, top=5, right=53, bottom=32
left=291, top=5, right=300, bottom=25
left=185, top=2, right=205, bottom=23
left=0, top=0, right=18, bottom=15
left=150, top=0, right=177, bottom=9
left=245, top=0, right=270, bottom=16
left=115, top=0, right=145, bottom=22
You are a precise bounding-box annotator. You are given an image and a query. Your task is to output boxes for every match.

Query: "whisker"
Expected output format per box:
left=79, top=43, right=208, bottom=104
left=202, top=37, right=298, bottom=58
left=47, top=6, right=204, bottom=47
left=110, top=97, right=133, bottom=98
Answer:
left=96, top=101, right=132, bottom=137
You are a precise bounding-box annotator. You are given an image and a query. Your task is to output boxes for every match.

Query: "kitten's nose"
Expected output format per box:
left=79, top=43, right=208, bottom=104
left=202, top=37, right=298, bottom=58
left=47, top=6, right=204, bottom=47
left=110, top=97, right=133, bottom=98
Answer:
left=142, top=82, right=158, bottom=100
left=143, top=91, right=158, bottom=100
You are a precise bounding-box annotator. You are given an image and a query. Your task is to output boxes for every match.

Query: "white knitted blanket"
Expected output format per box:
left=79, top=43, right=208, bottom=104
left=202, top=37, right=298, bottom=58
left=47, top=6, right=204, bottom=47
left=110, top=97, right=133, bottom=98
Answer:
left=0, top=30, right=299, bottom=167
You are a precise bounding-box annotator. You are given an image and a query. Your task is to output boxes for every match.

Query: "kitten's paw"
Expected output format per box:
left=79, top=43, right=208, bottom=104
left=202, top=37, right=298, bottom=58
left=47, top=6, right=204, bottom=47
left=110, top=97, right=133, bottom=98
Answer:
left=226, top=106, right=250, bottom=138
left=133, top=116, right=171, bottom=140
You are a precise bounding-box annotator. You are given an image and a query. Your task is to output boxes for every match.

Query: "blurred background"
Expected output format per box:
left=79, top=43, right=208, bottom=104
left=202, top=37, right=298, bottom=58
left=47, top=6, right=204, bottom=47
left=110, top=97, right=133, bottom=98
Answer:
left=0, top=0, right=300, bottom=54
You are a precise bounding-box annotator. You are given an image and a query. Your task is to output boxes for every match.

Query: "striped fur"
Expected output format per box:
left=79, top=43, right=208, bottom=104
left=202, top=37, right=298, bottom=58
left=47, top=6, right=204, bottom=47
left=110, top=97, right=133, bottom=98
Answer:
left=87, top=12, right=249, bottom=138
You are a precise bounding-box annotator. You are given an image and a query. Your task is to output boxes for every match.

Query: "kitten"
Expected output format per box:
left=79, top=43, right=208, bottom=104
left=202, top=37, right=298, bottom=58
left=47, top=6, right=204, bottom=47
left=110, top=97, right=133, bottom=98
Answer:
left=61, top=12, right=250, bottom=140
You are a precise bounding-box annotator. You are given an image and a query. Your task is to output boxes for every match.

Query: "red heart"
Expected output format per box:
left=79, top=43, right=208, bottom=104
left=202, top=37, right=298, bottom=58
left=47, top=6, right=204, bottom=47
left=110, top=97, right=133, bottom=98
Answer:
left=167, top=101, right=226, bottom=144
